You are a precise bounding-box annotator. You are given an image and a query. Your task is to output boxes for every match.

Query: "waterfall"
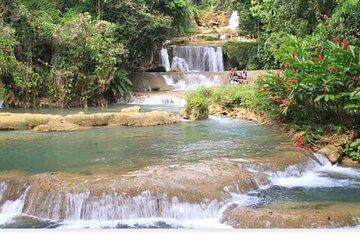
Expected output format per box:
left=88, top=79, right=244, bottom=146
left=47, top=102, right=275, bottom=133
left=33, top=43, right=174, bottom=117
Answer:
left=0, top=101, right=3, bottom=109
left=228, top=11, right=239, bottom=32
left=62, top=191, right=220, bottom=221
left=171, top=46, right=224, bottom=72
left=0, top=184, right=31, bottom=223
left=171, top=57, right=190, bottom=72
left=160, top=48, right=171, bottom=72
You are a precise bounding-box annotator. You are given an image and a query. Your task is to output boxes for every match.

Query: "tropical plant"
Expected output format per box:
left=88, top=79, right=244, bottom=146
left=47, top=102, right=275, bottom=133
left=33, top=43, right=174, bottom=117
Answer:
left=254, top=35, right=360, bottom=127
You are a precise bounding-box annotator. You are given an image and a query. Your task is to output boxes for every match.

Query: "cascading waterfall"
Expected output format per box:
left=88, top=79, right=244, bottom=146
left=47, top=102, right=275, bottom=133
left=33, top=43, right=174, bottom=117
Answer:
left=171, top=46, right=224, bottom=72
left=0, top=101, right=3, bottom=109
left=228, top=11, right=239, bottom=32
left=0, top=184, right=31, bottom=223
left=160, top=48, right=171, bottom=72
left=0, top=153, right=360, bottom=228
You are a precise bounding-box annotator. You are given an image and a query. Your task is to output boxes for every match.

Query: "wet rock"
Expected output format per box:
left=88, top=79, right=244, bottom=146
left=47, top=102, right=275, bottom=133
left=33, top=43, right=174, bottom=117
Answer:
left=340, top=157, right=360, bottom=168
left=180, top=108, right=208, bottom=121
left=0, top=111, right=180, bottom=131
left=33, top=119, right=81, bottom=132
left=221, top=202, right=360, bottom=228
left=121, top=106, right=141, bottom=113
left=0, top=113, right=62, bottom=130
left=318, top=145, right=343, bottom=164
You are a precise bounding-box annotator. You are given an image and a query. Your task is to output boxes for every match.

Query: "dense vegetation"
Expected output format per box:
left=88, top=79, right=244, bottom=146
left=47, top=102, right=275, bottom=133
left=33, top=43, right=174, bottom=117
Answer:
left=228, top=0, right=359, bottom=69
left=185, top=0, right=360, bottom=160
left=0, top=0, right=193, bottom=107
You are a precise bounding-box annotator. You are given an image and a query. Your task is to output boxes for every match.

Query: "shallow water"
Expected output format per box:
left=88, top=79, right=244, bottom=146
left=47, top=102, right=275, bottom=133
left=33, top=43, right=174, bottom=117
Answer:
left=0, top=114, right=290, bottom=174
left=1, top=101, right=360, bottom=229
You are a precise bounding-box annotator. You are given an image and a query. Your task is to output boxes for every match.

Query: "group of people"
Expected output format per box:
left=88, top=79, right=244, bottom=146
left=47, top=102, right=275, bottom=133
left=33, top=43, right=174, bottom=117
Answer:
left=229, top=67, right=248, bottom=84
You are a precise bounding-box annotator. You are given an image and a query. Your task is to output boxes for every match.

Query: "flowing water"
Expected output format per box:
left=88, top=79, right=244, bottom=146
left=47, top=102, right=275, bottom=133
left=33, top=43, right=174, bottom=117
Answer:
left=1, top=49, right=360, bottom=229
left=160, top=46, right=224, bottom=72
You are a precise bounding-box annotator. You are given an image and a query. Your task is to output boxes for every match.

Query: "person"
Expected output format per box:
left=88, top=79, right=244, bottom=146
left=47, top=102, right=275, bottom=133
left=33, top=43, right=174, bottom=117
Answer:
left=242, top=67, right=248, bottom=80
left=229, top=67, right=241, bottom=84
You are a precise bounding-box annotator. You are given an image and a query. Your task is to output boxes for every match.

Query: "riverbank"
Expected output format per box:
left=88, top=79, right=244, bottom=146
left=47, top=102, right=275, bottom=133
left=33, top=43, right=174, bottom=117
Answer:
left=182, top=85, right=359, bottom=167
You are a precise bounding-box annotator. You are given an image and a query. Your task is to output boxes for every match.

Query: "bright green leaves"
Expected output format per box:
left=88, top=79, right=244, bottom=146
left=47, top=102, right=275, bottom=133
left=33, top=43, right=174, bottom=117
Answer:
left=254, top=34, right=360, bottom=125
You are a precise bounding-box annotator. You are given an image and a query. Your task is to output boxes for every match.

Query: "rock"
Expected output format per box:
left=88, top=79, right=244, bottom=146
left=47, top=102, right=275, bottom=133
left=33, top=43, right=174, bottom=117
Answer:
left=221, top=202, right=360, bottom=228
left=0, top=111, right=180, bottom=131
left=0, top=113, right=62, bottom=130
left=340, top=157, right=360, bottom=168
left=317, top=145, right=343, bottom=164
left=33, top=119, right=81, bottom=132
left=180, top=107, right=208, bottom=121
left=121, top=106, right=141, bottom=113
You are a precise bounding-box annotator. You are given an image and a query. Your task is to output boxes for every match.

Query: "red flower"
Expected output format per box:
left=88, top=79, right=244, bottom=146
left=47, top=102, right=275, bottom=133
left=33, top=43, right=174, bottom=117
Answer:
left=296, top=135, right=305, bottom=147
left=285, top=88, right=290, bottom=92
left=353, top=76, right=360, bottom=81
left=291, top=51, right=296, bottom=59
left=286, top=79, right=298, bottom=85
left=257, top=86, right=262, bottom=90
left=327, top=66, right=338, bottom=73
left=322, top=88, right=327, bottom=94
left=311, top=58, right=316, bottom=63
left=343, top=39, right=348, bottom=50
left=350, top=85, right=355, bottom=92
left=315, top=45, right=321, bottom=52
left=317, top=53, right=323, bottom=61
left=335, top=37, right=342, bottom=47
left=307, top=145, right=315, bottom=151
left=275, top=80, right=279, bottom=86
left=263, top=86, right=268, bottom=92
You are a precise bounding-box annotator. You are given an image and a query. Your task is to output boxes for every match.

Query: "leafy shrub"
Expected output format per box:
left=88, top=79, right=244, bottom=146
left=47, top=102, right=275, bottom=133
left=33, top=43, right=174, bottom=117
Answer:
left=223, top=40, right=261, bottom=70
left=254, top=35, right=360, bottom=127
left=344, top=138, right=360, bottom=161
left=209, top=85, right=254, bottom=108
left=184, top=87, right=210, bottom=120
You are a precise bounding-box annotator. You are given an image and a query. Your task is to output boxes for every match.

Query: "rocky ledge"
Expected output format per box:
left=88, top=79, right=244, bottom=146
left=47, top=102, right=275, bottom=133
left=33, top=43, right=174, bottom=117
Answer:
left=0, top=107, right=180, bottom=131
left=221, top=201, right=360, bottom=228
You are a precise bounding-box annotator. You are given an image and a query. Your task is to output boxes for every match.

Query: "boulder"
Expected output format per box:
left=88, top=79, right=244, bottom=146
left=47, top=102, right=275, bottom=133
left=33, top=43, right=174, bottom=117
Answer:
left=121, top=106, right=141, bottom=113
left=221, top=202, right=360, bottom=228
left=317, top=145, right=343, bottom=164
left=340, top=157, right=360, bottom=167
left=33, top=119, right=81, bottom=132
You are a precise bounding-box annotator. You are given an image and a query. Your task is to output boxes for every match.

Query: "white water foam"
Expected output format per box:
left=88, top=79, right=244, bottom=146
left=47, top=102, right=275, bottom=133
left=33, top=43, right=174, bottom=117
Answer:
left=0, top=184, right=31, bottom=225
left=269, top=153, right=360, bottom=188
left=62, top=191, right=221, bottom=221
left=162, top=74, right=223, bottom=91
left=58, top=217, right=231, bottom=229
left=128, top=95, right=186, bottom=106
left=0, top=101, right=3, bottom=108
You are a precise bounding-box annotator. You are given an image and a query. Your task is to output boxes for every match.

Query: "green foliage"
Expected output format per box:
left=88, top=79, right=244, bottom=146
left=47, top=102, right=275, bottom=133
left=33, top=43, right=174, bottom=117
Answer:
left=344, top=138, right=360, bottom=161
left=52, top=13, right=126, bottom=107
left=184, top=85, right=255, bottom=119
left=184, top=87, right=210, bottom=119
left=223, top=41, right=261, bottom=69
left=317, top=0, right=360, bottom=44
left=208, top=85, right=255, bottom=108
left=254, top=35, right=360, bottom=127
